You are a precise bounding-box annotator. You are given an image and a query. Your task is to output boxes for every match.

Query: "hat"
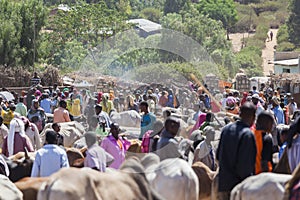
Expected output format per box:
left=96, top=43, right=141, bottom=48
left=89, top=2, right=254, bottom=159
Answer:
left=272, top=96, right=280, bottom=105
left=9, top=103, right=16, bottom=109
left=252, top=94, right=259, bottom=99
left=150, top=120, right=164, bottom=137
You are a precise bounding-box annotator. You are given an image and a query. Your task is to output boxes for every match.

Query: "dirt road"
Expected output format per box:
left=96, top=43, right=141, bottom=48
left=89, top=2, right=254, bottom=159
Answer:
left=262, top=29, right=278, bottom=76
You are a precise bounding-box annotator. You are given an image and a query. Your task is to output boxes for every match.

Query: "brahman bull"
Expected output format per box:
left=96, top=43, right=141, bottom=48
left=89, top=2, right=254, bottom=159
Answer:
left=37, top=167, right=163, bottom=200
left=0, top=174, right=23, bottom=200
left=141, top=154, right=199, bottom=200
left=230, top=173, right=292, bottom=200
left=40, top=121, right=85, bottom=147
left=192, top=161, right=217, bottom=200
left=110, top=110, right=141, bottom=128
left=15, top=177, right=49, bottom=200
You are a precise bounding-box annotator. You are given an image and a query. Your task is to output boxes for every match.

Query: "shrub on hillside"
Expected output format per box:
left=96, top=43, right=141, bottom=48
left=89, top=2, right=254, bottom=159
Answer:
left=253, top=1, right=281, bottom=16
left=276, top=42, right=295, bottom=51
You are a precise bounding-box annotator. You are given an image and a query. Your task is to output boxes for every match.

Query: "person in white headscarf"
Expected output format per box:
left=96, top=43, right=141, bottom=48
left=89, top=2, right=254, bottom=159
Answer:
left=2, top=118, right=34, bottom=157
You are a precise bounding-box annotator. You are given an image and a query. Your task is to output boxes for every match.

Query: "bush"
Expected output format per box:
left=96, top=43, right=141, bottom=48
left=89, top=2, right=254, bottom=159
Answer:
left=276, top=42, right=295, bottom=51
left=277, top=24, right=289, bottom=44
left=253, top=1, right=281, bottom=16
left=139, top=7, right=162, bottom=23
left=236, top=46, right=263, bottom=77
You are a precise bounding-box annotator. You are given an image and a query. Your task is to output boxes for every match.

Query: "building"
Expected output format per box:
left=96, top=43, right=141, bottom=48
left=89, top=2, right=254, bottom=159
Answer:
left=127, top=19, right=162, bottom=38
left=270, top=51, right=300, bottom=74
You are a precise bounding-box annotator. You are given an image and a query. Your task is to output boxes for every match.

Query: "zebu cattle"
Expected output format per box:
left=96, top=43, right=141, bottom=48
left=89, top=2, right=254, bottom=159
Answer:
left=110, top=110, right=141, bottom=128
left=40, top=121, right=85, bottom=147
left=192, top=162, right=217, bottom=200
left=15, top=177, right=49, bottom=200
left=230, top=173, right=292, bottom=200
left=38, top=167, right=163, bottom=200
left=0, top=174, right=23, bottom=200
left=141, top=154, right=199, bottom=200
left=6, top=151, right=35, bottom=182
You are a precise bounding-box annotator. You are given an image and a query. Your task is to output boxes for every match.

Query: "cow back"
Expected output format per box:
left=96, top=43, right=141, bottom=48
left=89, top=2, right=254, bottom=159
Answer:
left=0, top=174, right=23, bottom=200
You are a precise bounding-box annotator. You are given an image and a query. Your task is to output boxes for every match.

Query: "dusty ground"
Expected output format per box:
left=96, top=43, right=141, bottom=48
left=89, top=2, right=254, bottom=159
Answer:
left=262, top=29, right=278, bottom=76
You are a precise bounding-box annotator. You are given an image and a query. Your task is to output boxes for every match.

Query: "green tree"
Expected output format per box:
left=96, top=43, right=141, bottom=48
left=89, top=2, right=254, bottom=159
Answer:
left=40, top=2, right=128, bottom=69
left=196, top=0, right=238, bottom=40
left=0, top=0, right=46, bottom=67
left=164, top=0, right=190, bottom=15
left=287, top=0, right=300, bottom=46
left=19, top=0, right=47, bottom=66
left=139, top=7, right=162, bottom=23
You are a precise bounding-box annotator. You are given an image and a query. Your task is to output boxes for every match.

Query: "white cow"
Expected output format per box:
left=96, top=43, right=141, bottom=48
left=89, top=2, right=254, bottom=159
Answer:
left=231, top=173, right=292, bottom=200
left=142, top=155, right=199, bottom=200
left=0, top=174, right=23, bottom=200
left=40, top=121, right=85, bottom=147
left=110, top=110, right=141, bottom=128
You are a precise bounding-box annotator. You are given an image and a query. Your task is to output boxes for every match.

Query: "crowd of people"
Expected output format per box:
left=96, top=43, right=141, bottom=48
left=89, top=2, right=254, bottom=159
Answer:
left=0, top=72, right=300, bottom=199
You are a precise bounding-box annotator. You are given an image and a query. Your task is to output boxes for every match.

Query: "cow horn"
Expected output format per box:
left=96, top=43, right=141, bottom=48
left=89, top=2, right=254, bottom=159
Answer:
left=24, top=147, right=30, bottom=160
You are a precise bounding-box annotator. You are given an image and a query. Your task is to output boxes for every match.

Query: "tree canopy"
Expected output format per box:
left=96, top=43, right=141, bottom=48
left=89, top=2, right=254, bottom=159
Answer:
left=196, top=0, right=238, bottom=39
left=287, top=0, right=300, bottom=46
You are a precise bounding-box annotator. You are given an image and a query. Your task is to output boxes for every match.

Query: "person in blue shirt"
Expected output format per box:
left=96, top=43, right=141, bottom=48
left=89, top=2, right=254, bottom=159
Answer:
left=278, top=125, right=289, bottom=159
left=40, top=93, right=52, bottom=114
left=272, top=96, right=285, bottom=124
left=31, top=130, right=69, bottom=177
left=139, top=101, right=156, bottom=140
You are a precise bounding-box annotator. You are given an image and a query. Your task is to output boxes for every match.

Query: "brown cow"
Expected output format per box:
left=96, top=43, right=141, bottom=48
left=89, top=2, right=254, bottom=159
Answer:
left=15, top=177, right=49, bottom=200
left=65, top=147, right=86, bottom=168
left=192, top=161, right=217, bottom=200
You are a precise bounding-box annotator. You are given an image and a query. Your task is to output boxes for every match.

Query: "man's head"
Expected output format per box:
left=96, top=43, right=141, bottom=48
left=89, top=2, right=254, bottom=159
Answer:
left=9, top=103, right=16, bottom=112
left=253, top=86, right=257, bottom=91
left=0, top=116, right=3, bottom=126
left=271, top=96, right=280, bottom=107
left=59, top=100, right=67, bottom=109
left=139, top=101, right=149, bottom=113
left=278, top=125, right=289, bottom=144
left=84, top=132, right=97, bottom=148
left=110, top=123, right=120, bottom=138
left=94, top=104, right=102, bottom=115
left=46, top=130, right=58, bottom=144
left=52, top=123, right=61, bottom=133
left=18, top=97, right=24, bottom=104
left=251, top=94, right=260, bottom=105
left=165, top=116, right=180, bottom=136
left=256, top=111, right=274, bottom=133
left=239, top=102, right=256, bottom=127
left=205, top=112, right=213, bottom=122
left=32, top=100, right=39, bottom=109
left=204, top=126, right=216, bottom=143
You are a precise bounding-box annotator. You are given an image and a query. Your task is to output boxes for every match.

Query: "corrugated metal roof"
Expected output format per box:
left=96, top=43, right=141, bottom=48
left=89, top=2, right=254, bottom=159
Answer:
left=270, top=58, right=299, bottom=66
left=127, top=19, right=162, bottom=33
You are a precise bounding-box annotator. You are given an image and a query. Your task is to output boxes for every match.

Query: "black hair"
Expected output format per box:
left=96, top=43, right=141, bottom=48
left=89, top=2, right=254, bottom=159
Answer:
left=256, top=111, right=274, bottom=131
left=52, top=122, right=59, bottom=129
left=46, top=130, right=58, bottom=144
left=240, top=102, right=256, bottom=119
left=59, top=100, right=67, bottom=107
left=139, top=101, right=149, bottom=108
